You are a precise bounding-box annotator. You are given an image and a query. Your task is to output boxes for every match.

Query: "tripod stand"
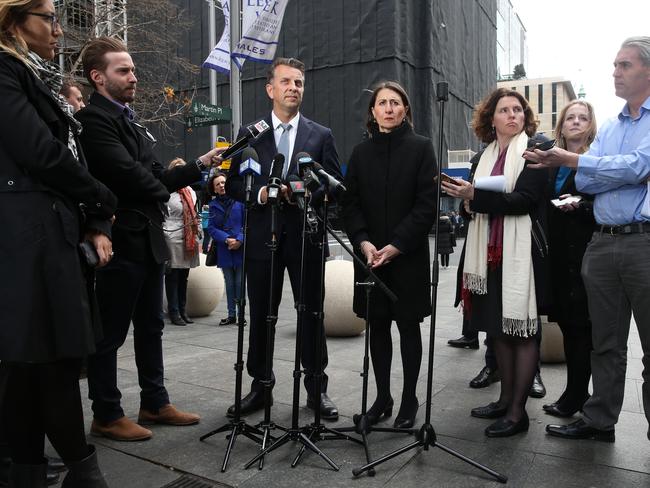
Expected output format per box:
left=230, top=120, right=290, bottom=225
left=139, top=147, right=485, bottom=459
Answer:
left=199, top=160, right=263, bottom=473
left=352, top=82, right=507, bottom=483
left=244, top=187, right=339, bottom=470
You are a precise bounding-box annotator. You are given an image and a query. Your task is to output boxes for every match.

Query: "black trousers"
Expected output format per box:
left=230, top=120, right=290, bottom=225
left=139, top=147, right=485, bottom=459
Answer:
left=0, top=360, right=88, bottom=464
left=246, top=242, right=328, bottom=398
left=165, top=268, right=190, bottom=314
left=87, top=256, right=170, bottom=423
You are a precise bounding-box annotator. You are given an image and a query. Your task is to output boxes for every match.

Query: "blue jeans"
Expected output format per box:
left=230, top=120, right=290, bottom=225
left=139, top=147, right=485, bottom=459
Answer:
left=222, top=266, right=243, bottom=318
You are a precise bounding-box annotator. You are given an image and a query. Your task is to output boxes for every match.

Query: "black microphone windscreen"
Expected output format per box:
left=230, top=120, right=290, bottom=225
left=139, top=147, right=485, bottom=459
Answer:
left=286, top=173, right=301, bottom=182
left=436, top=81, right=449, bottom=101
left=241, top=147, right=259, bottom=163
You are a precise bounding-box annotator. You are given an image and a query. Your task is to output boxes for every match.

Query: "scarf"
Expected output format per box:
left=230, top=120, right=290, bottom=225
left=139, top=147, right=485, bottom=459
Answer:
left=178, top=187, right=199, bottom=258
left=27, top=51, right=83, bottom=159
left=462, top=131, right=538, bottom=337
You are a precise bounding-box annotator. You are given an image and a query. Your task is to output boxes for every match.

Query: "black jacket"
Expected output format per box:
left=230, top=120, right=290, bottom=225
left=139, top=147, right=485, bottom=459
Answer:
left=546, top=168, right=594, bottom=325
left=0, top=53, right=116, bottom=361
left=76, top=92, right=202, bottom=264
left=454, top=146, right=551, bottom=315
left=341, top=123, right=437, bottom=321
left=226, top=113, right=342, bottom=260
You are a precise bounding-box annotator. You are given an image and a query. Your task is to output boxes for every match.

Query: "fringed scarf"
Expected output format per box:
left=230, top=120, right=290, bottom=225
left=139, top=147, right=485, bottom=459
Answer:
left=462, top=131, right=538, bottom=337
left=178, top=187, right=199, bottom=258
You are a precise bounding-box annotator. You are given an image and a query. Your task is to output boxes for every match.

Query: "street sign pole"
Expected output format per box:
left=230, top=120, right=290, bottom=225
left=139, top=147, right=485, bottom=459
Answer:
left=208, top=0, right=218, bottom=142
left=230, top=0, right=242, bottom=139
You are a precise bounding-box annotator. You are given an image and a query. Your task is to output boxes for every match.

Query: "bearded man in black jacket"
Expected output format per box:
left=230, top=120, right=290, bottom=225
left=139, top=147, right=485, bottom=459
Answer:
left=76, top=37, right=224, bottom=441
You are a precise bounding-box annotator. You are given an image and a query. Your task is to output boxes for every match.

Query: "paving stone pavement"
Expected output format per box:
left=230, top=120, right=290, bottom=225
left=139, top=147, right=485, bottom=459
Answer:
left=49, top=236, right=649, bottom=488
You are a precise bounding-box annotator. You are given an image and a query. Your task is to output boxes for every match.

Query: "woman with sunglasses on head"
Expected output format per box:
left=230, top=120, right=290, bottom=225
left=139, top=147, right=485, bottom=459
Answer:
left=0, top=1, right=116, bottom=486
left=443, top=88, right=550, bottom=437
left=341, top=81, right=437, bottom=429
left=543, top=100, right=597, bottom=419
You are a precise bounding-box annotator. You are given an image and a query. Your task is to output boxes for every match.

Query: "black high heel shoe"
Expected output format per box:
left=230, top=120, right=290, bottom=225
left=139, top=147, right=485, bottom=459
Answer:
left=393, top=397, right=419, bottom=429
left=353, top=397, right=394, bottom=426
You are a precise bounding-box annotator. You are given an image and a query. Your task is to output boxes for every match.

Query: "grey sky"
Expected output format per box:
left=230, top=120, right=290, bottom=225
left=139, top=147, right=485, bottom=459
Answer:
left=510, top=0, right=649, bottom=125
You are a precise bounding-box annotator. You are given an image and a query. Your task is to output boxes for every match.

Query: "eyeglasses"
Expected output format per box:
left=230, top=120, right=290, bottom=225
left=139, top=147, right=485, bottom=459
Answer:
left=26, top=12, right=60, bottom=32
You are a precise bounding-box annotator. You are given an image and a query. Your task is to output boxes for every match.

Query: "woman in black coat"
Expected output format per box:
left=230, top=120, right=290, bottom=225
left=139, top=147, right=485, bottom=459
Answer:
left=543, top=100, right=597, bottom=418
left=341, top=81, right=437, bottom=429
left=0, top=1, right=116, bottom=485
left=437, top=216, right=455, bottom=268
left=443, top=88, right=549, bottom=438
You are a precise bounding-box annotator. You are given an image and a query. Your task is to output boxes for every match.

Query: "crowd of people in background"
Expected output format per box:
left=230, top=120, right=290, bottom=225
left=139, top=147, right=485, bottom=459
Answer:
left=0, top=1, right=648, bottom=483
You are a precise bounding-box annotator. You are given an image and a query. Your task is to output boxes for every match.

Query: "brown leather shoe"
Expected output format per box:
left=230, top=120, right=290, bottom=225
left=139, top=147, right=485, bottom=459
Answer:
left=138, top=404, right=200, bottom=426
left=91, top=416, right=152, bottom=441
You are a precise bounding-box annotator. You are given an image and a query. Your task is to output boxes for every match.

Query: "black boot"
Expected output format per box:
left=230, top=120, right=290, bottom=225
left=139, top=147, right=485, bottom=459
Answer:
left=61, top=445, right=108, bottom=488
left=179, top=311, right=194, bottom=324
left=169, top=312, right=186, bottom=326
left=9, top=461, right=47, bottom=488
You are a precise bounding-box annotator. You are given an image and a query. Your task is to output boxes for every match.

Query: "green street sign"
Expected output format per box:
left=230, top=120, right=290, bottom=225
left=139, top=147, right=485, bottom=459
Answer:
left=190, top=101, right=231, bottom=121
left=185, top=115, right=230, bottom=128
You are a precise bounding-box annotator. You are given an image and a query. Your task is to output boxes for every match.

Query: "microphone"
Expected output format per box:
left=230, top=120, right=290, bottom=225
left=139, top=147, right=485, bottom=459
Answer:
left=294, top=152, right=321, bottom=192
left=436, top=81, right=449, bottom=102
left=221, top=119, right=271, bottom=160
left=295, top=151, right=313, bottom=177
left=312, top=162, right=346, bottom=193
left=238, top=147, right=262, bottom=177
left=266, top=153, right=285, bottom=204
left=286, top=174, right=306, bottom=210
left=239, top=147, right=261, bottom=204
left=287, top=174, right=318, bottom=233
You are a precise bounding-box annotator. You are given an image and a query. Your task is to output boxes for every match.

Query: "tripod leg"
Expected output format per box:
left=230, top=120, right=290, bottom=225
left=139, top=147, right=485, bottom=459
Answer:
left=434, top=441, right=507, bottom=483
left=244, top=432, right=291, bottom=469
left=361, top=433, right=375, bottom=477
left=352, top=440, right=420, bottom=477
left=293, top=433, right=339, bottom=471
left=221, top=424, right=239, bottom=472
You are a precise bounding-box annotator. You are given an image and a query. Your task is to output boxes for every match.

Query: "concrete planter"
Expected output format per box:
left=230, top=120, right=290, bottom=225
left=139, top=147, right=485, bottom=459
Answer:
left=323, top=259, right=366, bottom=337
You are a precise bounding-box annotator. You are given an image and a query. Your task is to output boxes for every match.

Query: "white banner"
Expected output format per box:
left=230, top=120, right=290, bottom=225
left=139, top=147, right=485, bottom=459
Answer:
left=202, top=0, right=231, bottom=73
left=204, top=0, right=290, bottom=73
left=232, top=0, right=290, bottom=69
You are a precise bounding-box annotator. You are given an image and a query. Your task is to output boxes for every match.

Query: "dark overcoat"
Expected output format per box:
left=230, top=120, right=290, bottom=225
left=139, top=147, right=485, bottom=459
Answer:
left=0, top=53, right=116, bottom=361
left=436, top=218, right=455, bottom=255
left=546, top=168, right=594, bottom=326
left=341, top=123, right=437, bottom=321
left=76, top=92, right=202, bottom=264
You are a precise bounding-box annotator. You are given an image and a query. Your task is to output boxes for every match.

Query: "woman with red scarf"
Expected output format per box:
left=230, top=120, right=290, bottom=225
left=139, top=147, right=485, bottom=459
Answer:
left=164, top=158, right=201, bottom=326
left=443, top=88, right=550, bottom=438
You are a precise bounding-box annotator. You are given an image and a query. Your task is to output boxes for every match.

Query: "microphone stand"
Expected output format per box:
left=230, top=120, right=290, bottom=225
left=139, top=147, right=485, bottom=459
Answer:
left=352, top=82, right=507, bottom=483
left=199, top=172, right=264, bottom=472
left=288, top=185, right=365, bottom=469
left=326, top=229, right=412, bottom=477
left=252, top=183, right=286, bottom=469
left=244, top=191, right=338, bottom=470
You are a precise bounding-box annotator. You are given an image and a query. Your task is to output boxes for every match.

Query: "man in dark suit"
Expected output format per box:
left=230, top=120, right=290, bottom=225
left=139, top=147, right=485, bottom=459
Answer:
left=76, top=37, right=224, bottom=441
left=226, top=57, right=342, bottom=420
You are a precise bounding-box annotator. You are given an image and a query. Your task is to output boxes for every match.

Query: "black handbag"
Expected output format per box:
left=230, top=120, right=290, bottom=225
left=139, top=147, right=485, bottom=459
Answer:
left=205, top=241, right=218, bottom=266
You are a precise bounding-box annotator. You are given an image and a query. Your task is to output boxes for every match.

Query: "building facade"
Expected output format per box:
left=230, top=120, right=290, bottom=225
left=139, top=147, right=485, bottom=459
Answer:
left=496, top=0, right=527, bottom=81
left=498, top=77, right=577, bottom=138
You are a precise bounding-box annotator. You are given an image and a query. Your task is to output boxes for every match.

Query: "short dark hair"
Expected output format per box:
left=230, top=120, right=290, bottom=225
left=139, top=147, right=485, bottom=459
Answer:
left=471, top=88, right=537, bottom=144
left=60, top=78, right=82, bottom=98
left=81, top=36, right=128, bottom=88
left=206, top=172, right=227, bottom=197
left=366, top=81, right=413, bottom=133
left=266, top=57, right=305, bottom=84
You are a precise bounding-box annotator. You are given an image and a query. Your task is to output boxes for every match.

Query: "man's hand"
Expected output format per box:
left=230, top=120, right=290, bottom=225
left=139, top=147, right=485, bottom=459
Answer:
left=198, top=146, right=228, bottom=167
left=523, top=146, right=579, bottom=169
left=557, top=194, right=580, bottom=212
left=260, top=184, right=288, bottom=204
left=85, top=231, right=113, bottom=267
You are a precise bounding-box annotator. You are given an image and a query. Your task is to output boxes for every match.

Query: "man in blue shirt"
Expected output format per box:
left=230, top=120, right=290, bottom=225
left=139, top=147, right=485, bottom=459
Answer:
left=525, top=36, right=650, bottom=443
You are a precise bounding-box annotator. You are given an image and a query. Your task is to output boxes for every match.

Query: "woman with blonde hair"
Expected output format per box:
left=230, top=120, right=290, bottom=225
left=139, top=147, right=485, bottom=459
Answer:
left=543, top=100, right=598, bottom=418
left=0, top=0, right=116, bottom=485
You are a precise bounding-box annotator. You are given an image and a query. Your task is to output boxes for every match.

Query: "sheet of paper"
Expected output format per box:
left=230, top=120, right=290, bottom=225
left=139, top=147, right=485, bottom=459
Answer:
left=474, top=175, right=506, bottom=192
